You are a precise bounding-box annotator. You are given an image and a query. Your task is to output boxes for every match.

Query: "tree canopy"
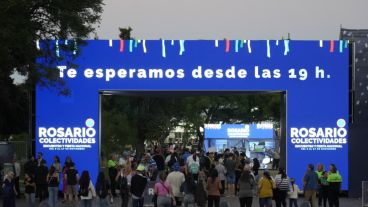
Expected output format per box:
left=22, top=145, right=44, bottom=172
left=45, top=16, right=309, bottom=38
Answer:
left=0, top=0, right=104, bottom=138
left=101, top=92, right=281, bottom=155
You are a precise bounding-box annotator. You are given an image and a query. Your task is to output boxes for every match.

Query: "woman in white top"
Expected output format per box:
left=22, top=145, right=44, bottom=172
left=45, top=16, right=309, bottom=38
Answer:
left=79, top=170, right=96, bottom=207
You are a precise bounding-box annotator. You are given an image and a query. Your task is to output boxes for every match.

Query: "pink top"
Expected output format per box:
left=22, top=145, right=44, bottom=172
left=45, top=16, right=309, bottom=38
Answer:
left=154, top=181, right=171, bottom=196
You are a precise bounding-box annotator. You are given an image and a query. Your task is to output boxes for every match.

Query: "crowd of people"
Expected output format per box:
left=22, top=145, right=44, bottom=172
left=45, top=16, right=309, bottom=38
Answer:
left=1, top=147, right=343, bottom=207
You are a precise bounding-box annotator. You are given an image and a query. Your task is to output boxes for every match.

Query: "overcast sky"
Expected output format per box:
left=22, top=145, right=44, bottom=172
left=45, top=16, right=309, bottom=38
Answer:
left=96, top=0, right=368, bottom=40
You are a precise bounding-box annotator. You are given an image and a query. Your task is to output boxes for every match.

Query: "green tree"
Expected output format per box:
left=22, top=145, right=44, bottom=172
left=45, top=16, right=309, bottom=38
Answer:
left=119, top=27, right=133, bottom=40
left=101, top=95, right=184, bottom=158
left=0, top=0, right=104, bottom=138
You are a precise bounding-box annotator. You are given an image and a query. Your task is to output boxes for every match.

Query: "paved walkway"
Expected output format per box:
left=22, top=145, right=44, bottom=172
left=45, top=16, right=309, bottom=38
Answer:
left=6, top=196, right=362, bottom=207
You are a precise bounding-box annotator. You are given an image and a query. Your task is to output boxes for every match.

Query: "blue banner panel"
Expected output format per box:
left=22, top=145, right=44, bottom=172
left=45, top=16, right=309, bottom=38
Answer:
left=36, top=40, right=349, bottom=189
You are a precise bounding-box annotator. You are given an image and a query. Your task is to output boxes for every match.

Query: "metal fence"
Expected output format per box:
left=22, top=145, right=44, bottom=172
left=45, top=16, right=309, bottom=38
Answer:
left=362, top=181, right=368, bottom=206
left=8, top=141, right=29, bottom=176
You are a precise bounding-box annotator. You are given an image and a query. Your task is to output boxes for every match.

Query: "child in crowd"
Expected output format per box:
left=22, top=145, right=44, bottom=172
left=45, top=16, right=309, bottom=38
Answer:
left=288, top=178, right=301, bottom=207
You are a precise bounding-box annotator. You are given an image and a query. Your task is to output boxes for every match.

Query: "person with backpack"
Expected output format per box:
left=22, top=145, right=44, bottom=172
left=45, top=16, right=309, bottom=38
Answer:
left=214, top=158, right=226, bottom=196
left=2, top=171, right=18, bottom=207
left=238, top=169, right=256, bottom=207
left=116, top=166, right=130, bottom=207
left=65, top=162, right=79, bottom=204
left=96, top=172, right=111, bottom=207
left=258, top=171, right=275, bottom=207
left=79, top=170, right=96, bottom=207
left=274, top=167, right=290, bottom=207
left=187, top=150, right=200, bottom=181
left=207, top=169, right=221, bottom=207
left=182, top=174, right=197, bottom=207
left=130, top=164, right=149, bottom=207
left=154, top=171, right=174, bottom=207
left=47, top=166, right=60, bottom=207
left=24, top=173, right=36, bottom=207
left=167, top=163, right=186, bottom=207
left=224, top=153, right=236, bottom=197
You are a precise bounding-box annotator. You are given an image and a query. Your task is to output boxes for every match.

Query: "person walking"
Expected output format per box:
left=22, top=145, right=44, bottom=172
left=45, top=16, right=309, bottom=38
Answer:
left=167, top=163, right=185, bottom=207
left=224, top=153, right=236, bottom=197
left=303, top=164, right=319, bottom=207
left=288, top=178, right=300, bottom=207
left=154, top=172, right=175, bottom=207
left=182, top=174, right=197, bottom=207
left=116, top=166, right=130, bottom=207
left=187, top=150, right=200, bottom=181
left=79, top=170, right=96, bottom=207
left=238, top=169, right=256, bottom=207
left=12, top=156, right=21, bottom=198
left=35, top=159, right=48, bottom=202
left=274, top=167, right=290, bottom=207
left=107, top=154, right=118, bottom=197
left=195, top=171, right=207, bottom=207
left=65, top=162, right=79, bottom=204
left=96, top=172, right=111, bottom=207
left=47, top=166, right=60, bottom=207
left=207, top=169, right=221, bottom=207
left=214, top=158, right=226, bottom=196
left=252, top=158, right=260, bottom=177
left=95, top=172, right=111, bottom=207
left=258, top=171, right=275, bottom=207
left=327, top=164, right=342, bottom=207
left=130, top=164, right=149, bottom=207
left=272, top=150, right=280, bottom=170
left=24, top=173, right=36, bottom=207
left=62, top=156, right=73, bottom=203
left=2, top=171, right=18, bottom=207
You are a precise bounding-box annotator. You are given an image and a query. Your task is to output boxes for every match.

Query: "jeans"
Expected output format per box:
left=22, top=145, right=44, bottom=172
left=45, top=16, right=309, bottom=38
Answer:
left=207, top=195, right=220, bottom=207
left=132, top=198, right=144, bottom=207
left=289, top=198, right=298, bottom=207
left=157, top=196, right=172, bottom=207
left=99, top=197, right=109, bottom=207
left=239, top=197, right=253, bottom=207
left=183, top=194, right=195, bottom=207
left=259, top=197, right=273, bottom=207
left=80, top=199, right=93, bottom=207
left=25, top=193, right=36, bottom=207
left=48, top=187, right=59, bottom=207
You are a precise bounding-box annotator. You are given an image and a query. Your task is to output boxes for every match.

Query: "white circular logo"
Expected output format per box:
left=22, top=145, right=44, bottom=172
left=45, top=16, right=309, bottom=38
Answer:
left=336, top=119, right=346, bottom=128
left=85, top=118, right=95, bottom=128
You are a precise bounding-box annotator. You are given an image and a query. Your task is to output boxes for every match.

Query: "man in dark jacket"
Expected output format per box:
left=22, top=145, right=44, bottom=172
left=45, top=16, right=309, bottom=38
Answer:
left=24, top=156, right=37, bottom=176
left=130, top=164, right=148, bottom=207
left=35, top=160, right=48, bottom=202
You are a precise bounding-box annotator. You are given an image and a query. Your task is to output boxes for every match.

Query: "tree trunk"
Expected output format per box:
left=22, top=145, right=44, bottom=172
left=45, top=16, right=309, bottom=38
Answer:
left=196, top=126, right=204, bottom=150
